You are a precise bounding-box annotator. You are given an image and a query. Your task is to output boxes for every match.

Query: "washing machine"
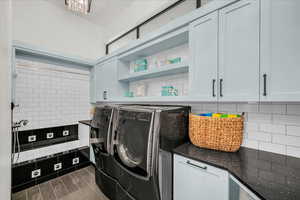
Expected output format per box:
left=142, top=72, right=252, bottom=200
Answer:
left=112, top=105, right=190, bottom=200
left=91, top=105, right=120, bottom=200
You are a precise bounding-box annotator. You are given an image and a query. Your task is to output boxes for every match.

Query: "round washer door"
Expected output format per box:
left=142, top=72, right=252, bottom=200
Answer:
left=115, top=110, right=153, bottom=176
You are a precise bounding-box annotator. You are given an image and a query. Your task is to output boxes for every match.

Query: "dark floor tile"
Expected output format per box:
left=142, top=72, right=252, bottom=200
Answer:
left=85, top=165, right=95, bottom=175
left=73, top=167, right=95, bottom=186
left=69, top=171, right=90, bottom=189
left=60, top=174, right=79, bottom=193
left=11, top=190, right=27, bottom=200
left=13, top=167, right=109, bottom=200
left=27, top=186, right=43, bottom=200
left=39, top=182, right=56, bottom=200
left=50, top=178, right=69, bottom=199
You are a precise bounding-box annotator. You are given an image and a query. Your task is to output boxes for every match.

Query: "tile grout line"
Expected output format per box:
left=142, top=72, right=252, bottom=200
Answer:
left=60, top=174, right=80, bottom=195
left=49, top=180, right=58, bottom=200
left=37, top=184, right=44, bottom=200
left=70, top=168, right=100, bottom=195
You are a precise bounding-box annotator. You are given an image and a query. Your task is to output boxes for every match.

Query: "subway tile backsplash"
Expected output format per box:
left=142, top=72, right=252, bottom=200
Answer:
left=188, top=102, right=300, bottom=158
left=13, top=59, right=91, bottom=131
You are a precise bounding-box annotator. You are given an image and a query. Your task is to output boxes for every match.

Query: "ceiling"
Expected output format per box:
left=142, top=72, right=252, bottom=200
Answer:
left=48, top=0, right=177, bottom=37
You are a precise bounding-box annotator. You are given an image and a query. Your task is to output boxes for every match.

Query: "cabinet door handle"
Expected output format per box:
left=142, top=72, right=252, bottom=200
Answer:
left=263, top=74, right=267, bottom=96
left=212, top=79, right=216, bottom=97
left=220, top=78, right=223, bottom=97
left=186, top=160, right=207, bottom=170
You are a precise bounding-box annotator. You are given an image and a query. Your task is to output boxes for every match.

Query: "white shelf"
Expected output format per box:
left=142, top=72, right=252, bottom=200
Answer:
left=118, top=62, right=189, bottom=82
left=118, top=27, right=189, bottom=62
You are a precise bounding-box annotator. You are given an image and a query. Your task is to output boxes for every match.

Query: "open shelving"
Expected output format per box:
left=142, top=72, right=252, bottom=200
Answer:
left=118, top=61, right=189, bottom=82
left=116, top=26, right=190, bottom=100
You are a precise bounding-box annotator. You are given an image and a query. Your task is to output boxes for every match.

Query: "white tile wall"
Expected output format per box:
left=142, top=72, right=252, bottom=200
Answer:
left=12, top=59, right=91, bottom=163
left=14, top=59, right=91, bottom=131
left=188, top=102, right=300, bottom=158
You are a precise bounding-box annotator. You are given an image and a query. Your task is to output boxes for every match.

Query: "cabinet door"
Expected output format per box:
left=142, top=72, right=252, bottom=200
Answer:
left=219, top=0, right=260, bottom=102
left=89, top=66, right=96, bottom=103
left=189, top=11, right=219, bottom=101
left=94, top=64, right=104, bottom=101
left=174, top=155, right=228, bottom=200
left=95, top=59, right=120, bottom=101
left=261, top=0, right=300, bottom=101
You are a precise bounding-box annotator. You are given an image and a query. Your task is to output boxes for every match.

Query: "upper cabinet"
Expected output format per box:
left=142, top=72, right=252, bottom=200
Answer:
left=189, top=11, right=219, bottom=101
left=189, top=0, right=260, bottom=102
left=219, top=0, right=260, bottom=102
left=260, top=0, right=300, bottom=101
left=94, top=58, right=123, bottom=102
left=90, top=0, right=300, bottom=103
left=90, top=66, right=96, bottom=103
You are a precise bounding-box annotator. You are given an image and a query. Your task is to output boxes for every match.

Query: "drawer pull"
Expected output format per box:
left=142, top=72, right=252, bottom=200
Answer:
left=187, top=160, right=207, bottom=170
left=220, top=78, right=224, bottom=97
left=263, top=74, right=267, bottom=96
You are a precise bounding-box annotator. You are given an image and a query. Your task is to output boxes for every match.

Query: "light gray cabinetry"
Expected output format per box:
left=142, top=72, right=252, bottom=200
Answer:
left=90, top=66, right=96, bottom=103
left=189, top=0, right=260, bottom=102
left=219, top=0, right=260, bottom=102
left=260, top=0, right=300, bottom=101
left=94, top=58, right=121, bottom=101
left=174, top=154, right=229, bottom=200
left=189, top=11, right=219, bottom=101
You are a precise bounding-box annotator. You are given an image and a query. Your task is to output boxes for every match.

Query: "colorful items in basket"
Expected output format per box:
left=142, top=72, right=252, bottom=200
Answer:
left=134, top=58, right=148, bottom=72
left=189, top=113, right=244, bottom=152
left=196, top=112, right=241, bottom=118
left=161, top=86, right=178, bottom=96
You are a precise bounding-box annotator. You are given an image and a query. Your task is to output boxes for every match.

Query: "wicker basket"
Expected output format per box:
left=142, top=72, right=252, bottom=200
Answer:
left=189, top=114, right=244, bottom=152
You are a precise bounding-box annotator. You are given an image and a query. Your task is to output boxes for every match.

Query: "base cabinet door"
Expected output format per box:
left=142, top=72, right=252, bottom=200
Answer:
left=189, top=11, right=219, bottom=101
left=174, top=155, right=228, bottom=200
left=218, top=0, right=260, bottom=102
left=260, top=0, right=300, bottom=101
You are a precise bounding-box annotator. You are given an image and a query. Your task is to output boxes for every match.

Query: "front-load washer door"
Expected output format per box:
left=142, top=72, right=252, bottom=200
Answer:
left=114, top=109, right=154, bottom=178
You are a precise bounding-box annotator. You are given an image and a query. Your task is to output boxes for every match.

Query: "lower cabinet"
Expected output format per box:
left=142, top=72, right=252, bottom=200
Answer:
left=174, top=154, right=229, bottom=200
left=229, top=175, right=261, bottom=200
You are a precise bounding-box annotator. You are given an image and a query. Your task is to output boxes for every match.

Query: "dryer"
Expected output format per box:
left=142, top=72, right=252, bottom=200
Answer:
left=112, top=105, right=190, bottom=200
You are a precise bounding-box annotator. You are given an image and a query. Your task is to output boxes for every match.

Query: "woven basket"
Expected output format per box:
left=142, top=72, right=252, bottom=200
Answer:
left=189, top=114, right=244, bottom=152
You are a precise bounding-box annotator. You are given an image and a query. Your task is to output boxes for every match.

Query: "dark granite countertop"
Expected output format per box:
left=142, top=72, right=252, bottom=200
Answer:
left=174, top=143, right=300, bottom=200
left=78, top=120, right=92, bottom=126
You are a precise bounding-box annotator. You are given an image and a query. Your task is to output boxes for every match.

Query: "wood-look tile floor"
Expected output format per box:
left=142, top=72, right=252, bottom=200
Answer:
left=12, top=166, right=110, bottom=200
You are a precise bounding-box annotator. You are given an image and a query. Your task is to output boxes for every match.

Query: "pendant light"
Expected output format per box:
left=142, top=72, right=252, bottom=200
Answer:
left=65, top=0, right=92, bottom=14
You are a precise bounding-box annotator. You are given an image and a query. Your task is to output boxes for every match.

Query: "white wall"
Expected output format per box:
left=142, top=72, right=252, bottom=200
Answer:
left=105, top=0, right=178, bottom=40
left=0, top=0, right=12, bottom=199
left=12, top=0, right=107, bottom=60
left=105, top=0, right=214, bottom=52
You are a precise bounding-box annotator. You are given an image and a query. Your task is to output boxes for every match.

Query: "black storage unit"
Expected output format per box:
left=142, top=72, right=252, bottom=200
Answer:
left=12, top=147, right=90, bottom=193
